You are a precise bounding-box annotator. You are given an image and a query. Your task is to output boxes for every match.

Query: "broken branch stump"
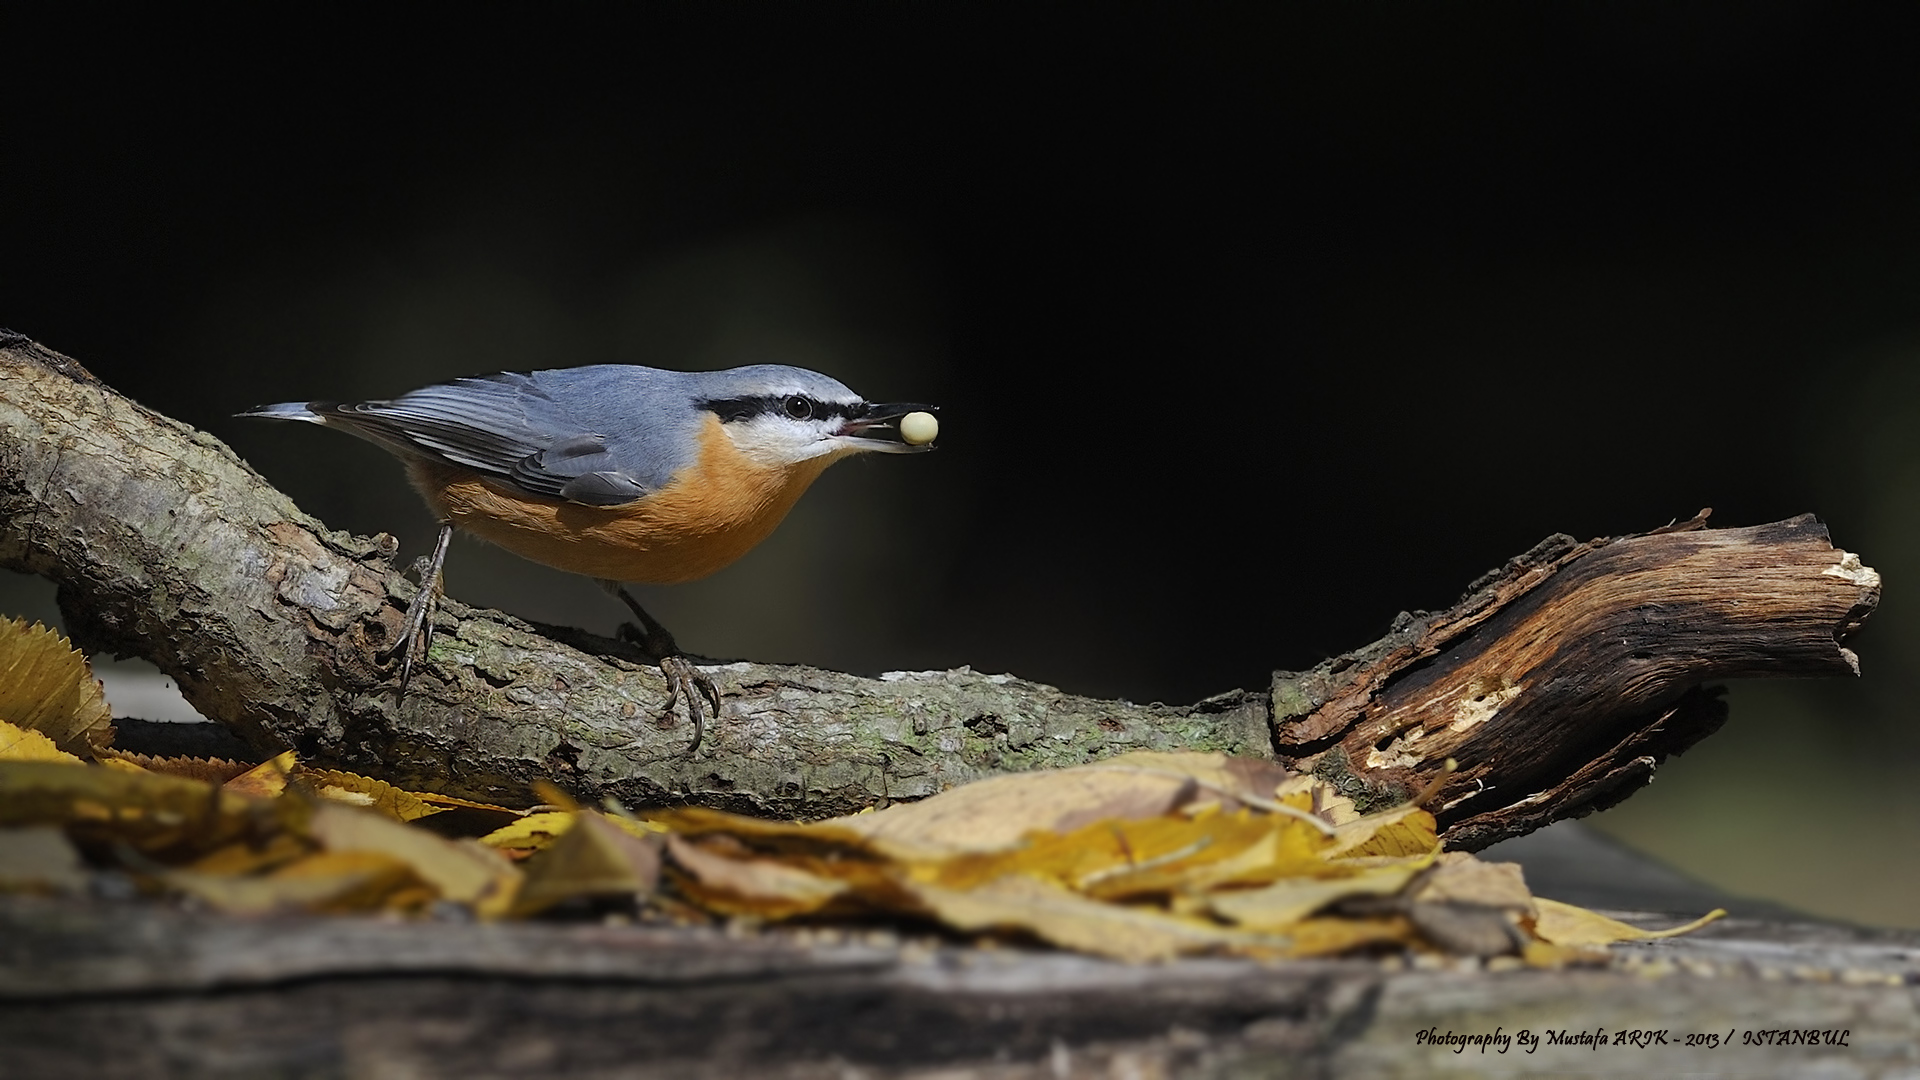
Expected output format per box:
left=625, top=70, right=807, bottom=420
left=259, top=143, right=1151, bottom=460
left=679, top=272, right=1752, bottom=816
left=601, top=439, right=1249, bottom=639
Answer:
left=1272, top=513, right=1879, bottom=849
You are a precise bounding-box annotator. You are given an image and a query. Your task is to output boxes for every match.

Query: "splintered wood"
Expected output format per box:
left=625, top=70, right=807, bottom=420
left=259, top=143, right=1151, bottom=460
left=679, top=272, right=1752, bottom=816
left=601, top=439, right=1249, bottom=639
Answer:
left=1270, top=512, right=1880, bottom=850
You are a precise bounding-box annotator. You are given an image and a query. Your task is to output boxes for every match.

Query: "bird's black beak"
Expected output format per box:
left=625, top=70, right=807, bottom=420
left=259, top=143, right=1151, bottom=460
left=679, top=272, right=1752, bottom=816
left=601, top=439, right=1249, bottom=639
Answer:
left=837, top=402, right=939, bottom=452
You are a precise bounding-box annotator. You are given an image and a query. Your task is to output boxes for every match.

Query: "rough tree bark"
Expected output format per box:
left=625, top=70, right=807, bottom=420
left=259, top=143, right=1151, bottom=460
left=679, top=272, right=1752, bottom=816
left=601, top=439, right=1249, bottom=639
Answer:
left=0, top=333, right=1881, bottom=848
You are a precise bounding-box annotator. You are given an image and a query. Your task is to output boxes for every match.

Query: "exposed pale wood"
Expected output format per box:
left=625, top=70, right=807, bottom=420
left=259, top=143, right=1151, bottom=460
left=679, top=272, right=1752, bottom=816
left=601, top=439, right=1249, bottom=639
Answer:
left=1273, top=515, right=1878, bottom=848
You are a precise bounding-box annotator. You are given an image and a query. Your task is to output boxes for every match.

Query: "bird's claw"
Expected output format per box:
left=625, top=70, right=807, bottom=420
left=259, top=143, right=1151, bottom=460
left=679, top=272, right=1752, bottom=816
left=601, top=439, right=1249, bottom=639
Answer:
left=602, top=579, right=722, bottom=753
left=387, top=524, right=454, bottom=700
left=657, top=654, right=720, bottom=754
left=392, top=582, right=438, bottom=698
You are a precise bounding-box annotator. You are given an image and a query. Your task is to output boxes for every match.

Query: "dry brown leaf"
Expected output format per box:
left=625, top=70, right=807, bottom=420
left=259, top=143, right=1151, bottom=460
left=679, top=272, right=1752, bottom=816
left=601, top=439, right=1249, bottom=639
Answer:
left=827, top=751, right=1304, bottom=859
left=1325, top=804, right=1438, bottom=859
left=418, top=791, right=524, bottom=814
left=166, top=850, right=425, bottom=915
left=648, top=806, right=877, bottom=859
left=665, top=834, right=850, bottom=918
left=0, top=730, right=1728, bottom=966
left=224, top=751, right=297, bottom=798
left=1275, top=914, right=1421, bottom=958
left=602, top=814, right=668, bottom=841
left=1272, top=776, right=1362, bottom=826
left=1412, top=853, right=1534, bottom=913
left=307, top=802, right=520, bottom=916
left=298, top=768, right=444, bottom=822
left=481, top=810, right=666, bottom=856
left=1207, top=860, right=1428, bottom=931
left=0, top=759, right=269, bottom=855
left=511, top=812, right=663, bottom=916
left=902, top=874, right=1276, bottom=963
left=1087, top=813, right=1352, bottom=899
left=912, top=808, right=1317, bottom=902
left=0, top=619, right=113, bottom=758
left=410, top=791, right=528, bottom=835
left=95, top=748, right=254, bottom=785
left=184, top=831, right=313, bottom=877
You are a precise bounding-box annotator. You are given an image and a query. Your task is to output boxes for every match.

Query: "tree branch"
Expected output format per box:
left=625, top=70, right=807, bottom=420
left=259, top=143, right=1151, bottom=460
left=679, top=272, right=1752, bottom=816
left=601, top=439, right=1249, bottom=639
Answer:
left=0, top=334, right=1879, bottom=843
left=0, top=335, right=1269, bottom=819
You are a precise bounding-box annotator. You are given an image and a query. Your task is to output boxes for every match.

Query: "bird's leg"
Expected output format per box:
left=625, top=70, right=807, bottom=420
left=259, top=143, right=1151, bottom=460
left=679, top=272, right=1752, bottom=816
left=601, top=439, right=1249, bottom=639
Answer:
left=598, top=579, right=720, bottom=754
left=390, top=522, right=454, bottom=698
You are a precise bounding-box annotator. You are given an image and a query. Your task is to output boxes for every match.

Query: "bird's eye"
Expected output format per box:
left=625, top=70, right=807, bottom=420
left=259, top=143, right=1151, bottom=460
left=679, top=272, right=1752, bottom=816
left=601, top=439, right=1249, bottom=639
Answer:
left=784, top=396, right=814, bottom=420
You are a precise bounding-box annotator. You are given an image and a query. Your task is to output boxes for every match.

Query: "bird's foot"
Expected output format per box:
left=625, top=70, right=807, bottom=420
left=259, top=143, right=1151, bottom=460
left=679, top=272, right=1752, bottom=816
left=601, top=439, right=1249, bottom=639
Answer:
left=614, top=621, right=721, bottom=754
left=657, top=654, right=721, bottom=755
left=604, top=580, right=720, bottom=754
left=386, top=524, right=454, bottom=699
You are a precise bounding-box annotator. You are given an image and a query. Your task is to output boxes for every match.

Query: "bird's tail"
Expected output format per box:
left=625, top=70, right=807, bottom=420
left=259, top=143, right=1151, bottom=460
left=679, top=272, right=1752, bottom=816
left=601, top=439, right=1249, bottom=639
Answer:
left=235, top=401, right=331, bottom=423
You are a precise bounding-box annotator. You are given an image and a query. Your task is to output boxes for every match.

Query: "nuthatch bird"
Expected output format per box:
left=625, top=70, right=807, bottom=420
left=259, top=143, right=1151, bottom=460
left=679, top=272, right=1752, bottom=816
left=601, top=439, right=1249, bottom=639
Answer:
left=240, top=364, right=939, bottom=749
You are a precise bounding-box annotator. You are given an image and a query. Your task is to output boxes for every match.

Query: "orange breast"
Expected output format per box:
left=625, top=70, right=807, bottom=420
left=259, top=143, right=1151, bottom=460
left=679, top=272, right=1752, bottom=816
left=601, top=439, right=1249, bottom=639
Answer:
left=406, top=415, right=845, bottom=584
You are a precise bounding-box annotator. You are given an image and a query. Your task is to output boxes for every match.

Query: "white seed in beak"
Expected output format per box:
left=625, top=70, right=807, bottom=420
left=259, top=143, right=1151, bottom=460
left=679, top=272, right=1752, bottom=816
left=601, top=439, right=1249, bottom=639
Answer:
left=900, top=411, right=939, bottom=446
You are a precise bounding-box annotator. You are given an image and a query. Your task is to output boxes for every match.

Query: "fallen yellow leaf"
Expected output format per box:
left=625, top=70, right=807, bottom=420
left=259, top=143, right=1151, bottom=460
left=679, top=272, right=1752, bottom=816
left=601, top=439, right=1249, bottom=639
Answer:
left=299, top=769, right=444, bottom=822
left=184, top=830, right=312, bottom=877
left=167, top=850, right=424, bottom=915
left=827, top=751, right=1305, bottom=859
left=512, top=812, right=663, bottom=917
left=0, top=760, right=268, bottom=855
left=307, top=802, right=521, bottom=916
left=0, top=738, right=1732, bottom=967
left=1532, top=897, right=1726, bottom=946
left=902, top=874, right=1278, bottom=963
left=1276, top=914, right=1421, bottom=958
left=0, top=719, right=85, bottom=765
left=480, top=810, right=580, bottom=854
left=0, top=619, right=113, bottom=758
left=665, top=834, right=850, bottom=918
left=1208, top=860, right=1428, bottom=931
left=225, top=752, right=297, bottom=798
left=1326, top=804, right=1438, bottom=859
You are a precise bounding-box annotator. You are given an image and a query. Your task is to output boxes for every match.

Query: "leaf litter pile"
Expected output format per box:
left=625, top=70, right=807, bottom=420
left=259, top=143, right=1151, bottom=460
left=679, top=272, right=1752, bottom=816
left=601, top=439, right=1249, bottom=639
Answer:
left=0, top=618, right=1720, bottom=965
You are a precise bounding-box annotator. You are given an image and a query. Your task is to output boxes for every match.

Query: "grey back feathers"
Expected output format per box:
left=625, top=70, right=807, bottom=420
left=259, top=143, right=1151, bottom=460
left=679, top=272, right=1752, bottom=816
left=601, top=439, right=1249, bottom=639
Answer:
left=238, top=364, right=865, bottom=507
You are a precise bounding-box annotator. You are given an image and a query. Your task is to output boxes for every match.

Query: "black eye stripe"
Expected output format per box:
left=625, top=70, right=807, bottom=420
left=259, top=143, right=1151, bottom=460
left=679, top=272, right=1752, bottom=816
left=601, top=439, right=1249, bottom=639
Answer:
left=701, top=394, right=855, bottom=423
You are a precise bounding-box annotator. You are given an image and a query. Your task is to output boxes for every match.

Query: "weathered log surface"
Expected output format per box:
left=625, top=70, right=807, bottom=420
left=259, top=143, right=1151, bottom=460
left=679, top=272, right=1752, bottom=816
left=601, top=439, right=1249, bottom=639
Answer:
left=1272, top=514, right=1880, bottom=849
left=0, top=333, right=1881, bottom=847
left=2, top=891, right=1914, bottom=1079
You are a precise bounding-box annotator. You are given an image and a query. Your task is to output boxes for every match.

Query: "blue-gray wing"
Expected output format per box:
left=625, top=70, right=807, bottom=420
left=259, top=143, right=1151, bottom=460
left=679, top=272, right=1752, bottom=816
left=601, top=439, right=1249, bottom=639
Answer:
left=258, top=370, right=682, bottom=506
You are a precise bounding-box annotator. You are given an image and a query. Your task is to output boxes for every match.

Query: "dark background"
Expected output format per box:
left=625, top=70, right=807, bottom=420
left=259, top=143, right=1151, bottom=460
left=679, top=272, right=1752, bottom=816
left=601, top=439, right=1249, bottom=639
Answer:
left=7, top=5, right=1919, bottom=924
